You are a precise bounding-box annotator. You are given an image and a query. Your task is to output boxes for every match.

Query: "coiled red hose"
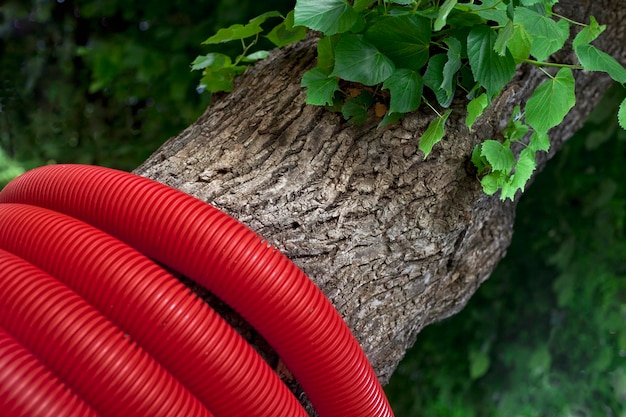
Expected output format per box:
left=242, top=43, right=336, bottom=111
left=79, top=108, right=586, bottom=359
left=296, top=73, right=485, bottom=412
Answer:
left=0, top=203, right=307, bottom=417
left=0, top=326, right=99, bottom=417
left=0, top=249, right=211, bottom=417
left=0, top=164, right=394, bottom=417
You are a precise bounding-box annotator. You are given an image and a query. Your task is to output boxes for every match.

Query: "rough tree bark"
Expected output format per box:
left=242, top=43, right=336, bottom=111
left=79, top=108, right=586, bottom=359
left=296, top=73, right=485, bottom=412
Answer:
left=134, top=0, right=624, bottom=413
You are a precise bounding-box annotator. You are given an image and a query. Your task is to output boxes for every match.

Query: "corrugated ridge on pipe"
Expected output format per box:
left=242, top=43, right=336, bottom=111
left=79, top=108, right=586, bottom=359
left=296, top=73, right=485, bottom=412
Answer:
left=0, top=249, right=212, bottom=417
left=0, top=326, right=99, bottom=417
left=0, top=203, right=307, bottom=417
left=0, top=164, right=394, bottom=417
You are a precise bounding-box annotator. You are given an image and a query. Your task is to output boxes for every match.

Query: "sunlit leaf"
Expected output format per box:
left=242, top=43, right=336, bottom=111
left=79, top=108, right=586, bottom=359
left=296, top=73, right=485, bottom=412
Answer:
left=481, top=139, right=514, bottom=172
left=525, top=68, right=575, bottom=133
left=480, top=171, right=507, bottom=195
left=528, top=131, right=550, bottom=152
left=241, top=50, right=270, bottom=62
left=575, top=44, right=626, bottom=84
left=419, top=109, right=452, bottom=158
left=466, top=93, right=489, bottom=131
left=572, top=16, right=605, bottom=48
left=509, top=147, right=536, bottom=193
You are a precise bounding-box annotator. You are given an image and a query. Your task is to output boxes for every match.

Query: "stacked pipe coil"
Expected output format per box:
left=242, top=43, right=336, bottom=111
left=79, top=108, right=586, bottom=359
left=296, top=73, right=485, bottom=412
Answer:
left=0, top=164, right=394, bottom=417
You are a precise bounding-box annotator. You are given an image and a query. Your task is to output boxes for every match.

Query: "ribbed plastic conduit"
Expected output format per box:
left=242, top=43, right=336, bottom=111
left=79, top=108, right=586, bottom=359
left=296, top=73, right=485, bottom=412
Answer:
left=0, top=326, right=99, bottom=417
left=0, top=164, right=394, bottom=417
left=0, top=203, right=306, bottom=417
left=0, top=249, right=211, bottom=417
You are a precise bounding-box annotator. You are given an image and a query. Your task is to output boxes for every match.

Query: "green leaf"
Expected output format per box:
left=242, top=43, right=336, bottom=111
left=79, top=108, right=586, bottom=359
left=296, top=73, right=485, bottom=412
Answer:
left=514, top=7, right=569, bottom=61
left=469, top=349, right=491, bottom=380
left=466, top=93, right=489, bottom=131
left=434, top=0, right=458, bottom=31
left=441, top=37, right=462, bottom=99
left=507, top=23, right=532, bottom=61
left=419, top=109, right=452, bottom=158
left=190, top=53, right=231, bottom=71
left=294, top=0, right=361, bottom=35
left=494, top=20, right=514, bottom=56
left=331, top=34, right=395, bottom=85
left=467, top=25, right=516, bottom=97
left=481, top=140, right=514, bottom=172
left=241, top=50, right=270, bottom=62
left=619, top=97, right=626, bottom=130
left=378, top=111, right=403, bottom=127
left=528, top=344, right=552, bottom=377
left=383, top=68, right=423, bottom=113
left=503, top=120, right=529, bottom=142
left=466, top=0, right=508, bottom=26
left=575, top=44, right=626, bottom=84
left=572, top=16, right=605, bottom=48
left=471, top=144, right=488, bottom=174
left=316, top=36, right=336, bottom=74
left=342, top=93, right=373, bottom=124
left=525, top=68, right=576, bottom=133
left=266, top=10, right=308, bottom=48
left=301, top=68, right=340, bottom=105
left=199, top=67, right=237, bottom=93
left=480, top=171, right=508, bottom=195
left=509, top=147, right=536, bottom=193
left=354, top=0, right=374, bottom=12
left=203, top=11, right=282, bottom=44
left=364, top=15, right=431, bottom=71
left=423, top=54, right=453, bottom=108
left=528, top=131, right=550, bottom=152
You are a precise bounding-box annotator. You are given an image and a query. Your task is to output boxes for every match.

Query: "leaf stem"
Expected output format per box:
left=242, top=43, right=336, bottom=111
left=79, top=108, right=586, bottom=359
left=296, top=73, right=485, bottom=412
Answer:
left=424, top=98, right=442, bottom=118
left=552, top=12, right=585, bottom=27
left=520, top=58, right=583, bottom=70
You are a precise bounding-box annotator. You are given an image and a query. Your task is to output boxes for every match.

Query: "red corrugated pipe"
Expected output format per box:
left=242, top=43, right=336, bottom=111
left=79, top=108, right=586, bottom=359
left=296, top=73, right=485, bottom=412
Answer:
left=0, top=164, right=394, bottom=417
left=0, top=325, right=99, bottom=417
left=0, top=249, right=210, bottom=417
left=0, top=203, right=307, bottom=417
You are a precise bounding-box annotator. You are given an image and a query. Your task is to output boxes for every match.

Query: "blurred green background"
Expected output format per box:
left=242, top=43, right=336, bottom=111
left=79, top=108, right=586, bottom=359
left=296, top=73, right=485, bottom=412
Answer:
left=1, top=1, right=624, bottom=416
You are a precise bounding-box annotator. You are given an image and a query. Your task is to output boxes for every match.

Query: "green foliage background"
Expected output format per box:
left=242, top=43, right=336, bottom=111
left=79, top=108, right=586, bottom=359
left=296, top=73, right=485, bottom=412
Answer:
left=1, top=1, right=624, bottom=416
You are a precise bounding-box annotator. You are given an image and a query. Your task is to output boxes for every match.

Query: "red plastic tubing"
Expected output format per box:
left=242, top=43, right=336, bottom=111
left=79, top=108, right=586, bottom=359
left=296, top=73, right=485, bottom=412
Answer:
left=0, top=249, right=211, bottom=417
left=0, top=164, right=394, bottom=417
left=0, top=203, right=306, bottom=417
left=0, top=325, right=99, bottom=417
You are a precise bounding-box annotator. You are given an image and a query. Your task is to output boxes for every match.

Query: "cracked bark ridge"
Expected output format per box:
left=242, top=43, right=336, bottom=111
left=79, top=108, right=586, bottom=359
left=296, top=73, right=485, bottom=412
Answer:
left=134, top=0, right=624, bottom=413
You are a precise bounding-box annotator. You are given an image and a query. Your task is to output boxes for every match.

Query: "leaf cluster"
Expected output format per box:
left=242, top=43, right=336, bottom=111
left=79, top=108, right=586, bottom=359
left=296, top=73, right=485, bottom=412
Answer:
left=195, top=0, right=626, bottom=200
left=191, top=11, right=307, bottom=93
left=386, top=85, right=626, bottom=415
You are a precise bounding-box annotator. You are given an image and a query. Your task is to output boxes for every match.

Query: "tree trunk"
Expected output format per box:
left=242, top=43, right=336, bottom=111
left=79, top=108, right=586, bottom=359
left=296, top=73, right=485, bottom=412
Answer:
left=134, top=0, right=624, bottom=412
